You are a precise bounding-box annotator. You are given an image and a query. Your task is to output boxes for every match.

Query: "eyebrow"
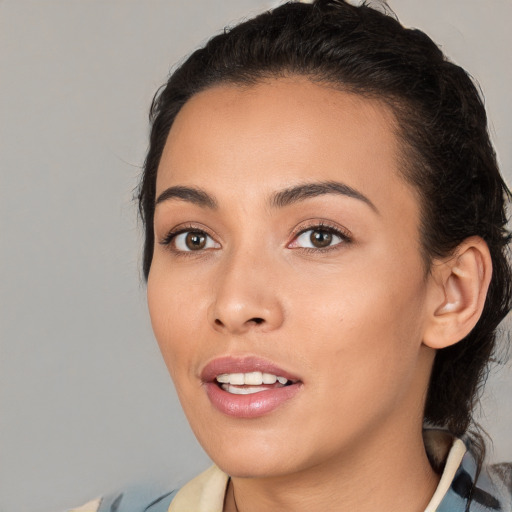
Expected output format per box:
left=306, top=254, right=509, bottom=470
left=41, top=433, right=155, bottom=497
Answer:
left=155, top=181, right=377, bottom=213
left=270, top=181, right=378, bottom=213
left=155, top=186, right=218, bottom=209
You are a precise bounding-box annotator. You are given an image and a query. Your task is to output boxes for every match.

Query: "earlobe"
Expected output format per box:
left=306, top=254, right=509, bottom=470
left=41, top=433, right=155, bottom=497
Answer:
left=423, top=237, right=492, bottom=350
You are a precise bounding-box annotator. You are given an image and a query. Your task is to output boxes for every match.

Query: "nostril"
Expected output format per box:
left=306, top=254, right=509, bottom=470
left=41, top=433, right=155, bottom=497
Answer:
left=212, top=315, right=267, bottom=331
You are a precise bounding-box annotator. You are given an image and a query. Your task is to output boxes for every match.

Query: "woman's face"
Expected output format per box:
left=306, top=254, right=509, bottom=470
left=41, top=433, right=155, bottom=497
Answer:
left=148, top=78, right=437, bottom=478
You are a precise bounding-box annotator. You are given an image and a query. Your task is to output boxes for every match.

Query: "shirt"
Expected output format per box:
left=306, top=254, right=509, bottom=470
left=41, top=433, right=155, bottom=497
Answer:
left=68, top=431, right=512, bottom=512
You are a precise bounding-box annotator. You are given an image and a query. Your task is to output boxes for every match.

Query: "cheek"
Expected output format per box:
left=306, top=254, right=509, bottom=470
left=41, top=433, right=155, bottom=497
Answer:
left=147, top=265, right=203, bottom=377
left=289, top=251, right=429, bottom=383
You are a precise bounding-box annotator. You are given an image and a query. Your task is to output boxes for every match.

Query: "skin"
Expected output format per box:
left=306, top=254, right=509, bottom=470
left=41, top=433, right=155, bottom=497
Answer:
left=148, top=78, right=455, bottom=511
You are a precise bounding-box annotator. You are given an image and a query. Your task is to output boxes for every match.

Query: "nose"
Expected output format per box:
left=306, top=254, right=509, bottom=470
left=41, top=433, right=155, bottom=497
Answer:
left=207, top=250, right=285, bottom=335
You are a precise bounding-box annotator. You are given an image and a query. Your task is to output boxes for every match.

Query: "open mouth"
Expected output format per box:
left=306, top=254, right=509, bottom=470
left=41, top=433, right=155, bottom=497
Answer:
left=215, top=371, right=297, bottom=395
left=202, top=358, right=303, bottom=417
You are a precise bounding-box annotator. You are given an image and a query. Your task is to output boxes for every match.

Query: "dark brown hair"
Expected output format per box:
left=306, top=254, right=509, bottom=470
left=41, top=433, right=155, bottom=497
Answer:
left=138, top=0, right=512, bottom=438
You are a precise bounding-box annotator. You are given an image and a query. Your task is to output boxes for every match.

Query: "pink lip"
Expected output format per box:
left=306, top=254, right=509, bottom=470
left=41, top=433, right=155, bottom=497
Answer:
left=201, top=356, right=302, bottom=419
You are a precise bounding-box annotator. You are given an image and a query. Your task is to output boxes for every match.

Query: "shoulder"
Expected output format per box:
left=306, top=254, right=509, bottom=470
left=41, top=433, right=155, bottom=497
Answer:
left=66, top=466, right=228, bottom=512
left=424, top=430, right=512, bottom=512
left=67, top=486, right=178, bottom=512
left=454, top=452, right=512, bottom=511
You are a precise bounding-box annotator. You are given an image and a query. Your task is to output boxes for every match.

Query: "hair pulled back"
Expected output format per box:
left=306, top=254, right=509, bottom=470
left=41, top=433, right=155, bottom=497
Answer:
left=138, top=0, right=512, bottom=438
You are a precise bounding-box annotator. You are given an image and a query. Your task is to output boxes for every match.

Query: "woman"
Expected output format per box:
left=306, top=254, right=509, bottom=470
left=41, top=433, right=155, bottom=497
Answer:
left=75, top=0, right=512, bottom=510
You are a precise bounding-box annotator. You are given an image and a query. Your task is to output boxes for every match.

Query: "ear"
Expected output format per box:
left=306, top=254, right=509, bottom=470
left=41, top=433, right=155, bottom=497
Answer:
left=423, top=237, right=492, bottom=350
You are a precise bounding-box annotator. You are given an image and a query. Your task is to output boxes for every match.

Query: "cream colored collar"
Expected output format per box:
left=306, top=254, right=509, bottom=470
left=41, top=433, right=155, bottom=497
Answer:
left=424, top=437, right=467, bottom=512
left=169, top=465, right=229, bottom=512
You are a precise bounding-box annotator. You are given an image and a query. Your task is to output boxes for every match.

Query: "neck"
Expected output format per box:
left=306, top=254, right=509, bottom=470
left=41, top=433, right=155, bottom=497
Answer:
left=226, top=424, right=440, bottom=512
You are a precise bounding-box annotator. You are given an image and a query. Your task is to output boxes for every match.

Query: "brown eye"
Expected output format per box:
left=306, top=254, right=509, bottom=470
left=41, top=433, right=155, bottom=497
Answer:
left=185, top=232, right=206, bottom=250
left=166, top=230, right=220, bottom=253
left=310, top=230, right=333, bottom=248
left=167, top=230, right=220, bottom=252
left=289, top=226, right=348, bottom=250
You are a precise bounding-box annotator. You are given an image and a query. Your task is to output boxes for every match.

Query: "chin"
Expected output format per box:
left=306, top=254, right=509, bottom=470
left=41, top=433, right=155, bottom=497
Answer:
left=213, top=452, right=294, bottom=479
left=195, top=426, right=301, bottom=478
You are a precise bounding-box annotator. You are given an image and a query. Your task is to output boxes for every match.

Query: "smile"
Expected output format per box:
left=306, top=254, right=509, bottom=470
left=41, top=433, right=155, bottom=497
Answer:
left=202, top=357, right=302, bottom=418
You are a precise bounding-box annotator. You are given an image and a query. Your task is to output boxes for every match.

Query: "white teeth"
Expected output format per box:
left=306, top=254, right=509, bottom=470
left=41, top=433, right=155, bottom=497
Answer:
left=215, top=372, right=290, bottom=386
left=262, top=373, right=277, bottom=384
left=244, top=371, right=263, bottom=385
left=229, top=373, right=245, bottom=385
left=221, top=384, right=268, bottom=395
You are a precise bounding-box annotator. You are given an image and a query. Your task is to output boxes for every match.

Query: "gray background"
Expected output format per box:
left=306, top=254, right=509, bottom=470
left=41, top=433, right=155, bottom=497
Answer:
left=1, top=1, right=511, bottom=511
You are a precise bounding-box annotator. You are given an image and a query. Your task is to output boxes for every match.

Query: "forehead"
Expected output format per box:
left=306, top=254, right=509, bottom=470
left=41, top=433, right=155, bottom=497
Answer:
left=157, top=77, right=417, bottom=218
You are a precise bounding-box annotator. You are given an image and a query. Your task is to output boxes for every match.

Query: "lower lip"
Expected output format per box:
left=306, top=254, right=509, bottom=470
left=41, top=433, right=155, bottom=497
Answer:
left=205, top=382, right=302, bottom=418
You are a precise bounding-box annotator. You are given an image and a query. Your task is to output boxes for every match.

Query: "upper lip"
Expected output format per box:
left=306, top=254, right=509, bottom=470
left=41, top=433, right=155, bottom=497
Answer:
left=200, top=356, right=301, bottom=383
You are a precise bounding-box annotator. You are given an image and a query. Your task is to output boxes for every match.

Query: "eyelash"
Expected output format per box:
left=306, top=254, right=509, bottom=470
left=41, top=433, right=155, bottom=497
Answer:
left=159, top=221, right=352, bottom=255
